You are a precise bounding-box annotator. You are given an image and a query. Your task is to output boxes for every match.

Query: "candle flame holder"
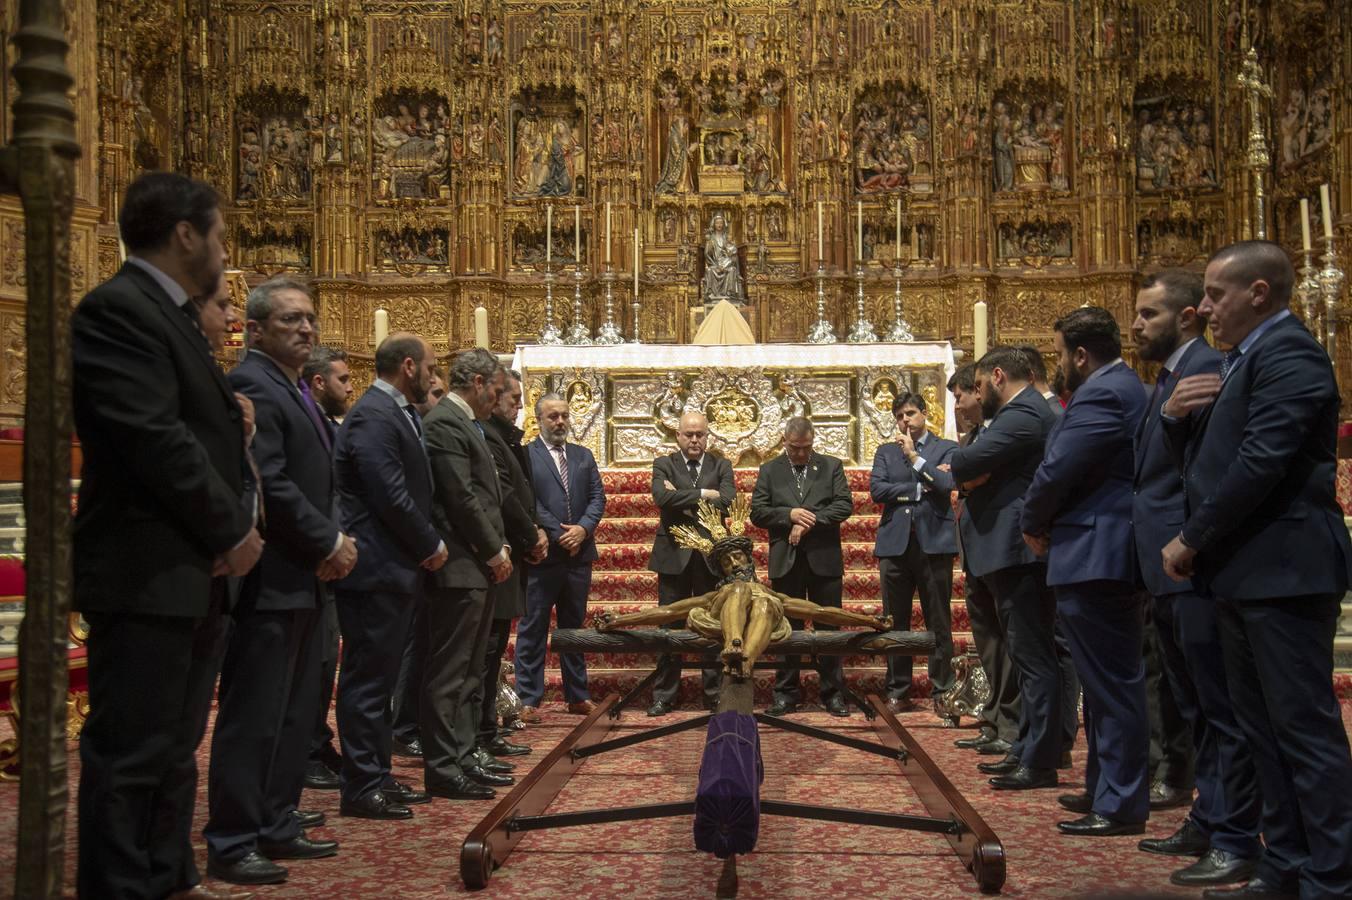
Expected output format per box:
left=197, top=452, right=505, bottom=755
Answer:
left=594, top=267, right=624, bottom=345
left=563, top=267, right=592, bottom=345
left=806, top=264, right=838, bottom=344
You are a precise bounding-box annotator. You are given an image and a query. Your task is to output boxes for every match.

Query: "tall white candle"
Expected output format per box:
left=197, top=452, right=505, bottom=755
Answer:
left=816, top=201, right=824, bottom=261
left=633, top=227, right=639, bottom=295
left=856, top=200, right=863, bottom=260
left=574, top=204, right=581, bottom=263
left=605, top=202, right=612, bottom=263
left=374, top=308, right=389, bottom=347
left=1320, top=183, right=1334, bottom=239
left=973, top=301, right=988, bottom=359
left=895, top=202, right=902, bottom=259
left=1301, top=198, right=1312, bottom=252
left=474, top=305, right=489, bottom=348
left=911, top=223, right=919, bottom=259
left=545, top=205, right=552, bottom=263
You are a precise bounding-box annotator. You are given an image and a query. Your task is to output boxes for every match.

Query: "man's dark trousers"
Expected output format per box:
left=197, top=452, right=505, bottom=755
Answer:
left=653, top=555, right=720, bottom=708
left=770, top=553, right=845, bottom=707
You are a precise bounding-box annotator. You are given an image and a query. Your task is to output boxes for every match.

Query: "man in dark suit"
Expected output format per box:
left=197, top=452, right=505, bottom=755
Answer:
left=647, top=411, right=737, bottom=716
left=950, top=347, right=1063, bottom=790
left=333, top=333, right=447, bottom=821
left=478, top=369, right=546, bottom=755
left=1016, top=344, right=1065, bottom=417
left=751, top=417, right=855, bottom=717
left=1129, top=270, right=1261, bottom=886
left=516, top=393, right=607, bottom=720
left=870, top=392, right=958, bottom=713
left=948, top=366, right=1020, bottom=757
left=420, top=349, right=517, bottom=801
left=1020, top=307, right=1149, bottom=834
left=204, top=278, right=357, bottom=884
left=1162, top=241, right=1352, bottom=899
left=74, top=173, right=264, bottom=899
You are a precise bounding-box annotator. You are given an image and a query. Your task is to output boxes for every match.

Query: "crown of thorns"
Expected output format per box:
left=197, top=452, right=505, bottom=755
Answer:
left=669, top=494, right=751, bottom=560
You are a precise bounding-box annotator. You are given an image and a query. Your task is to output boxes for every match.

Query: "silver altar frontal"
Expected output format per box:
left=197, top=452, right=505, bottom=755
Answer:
left=511, top=342, right=958, bottom=467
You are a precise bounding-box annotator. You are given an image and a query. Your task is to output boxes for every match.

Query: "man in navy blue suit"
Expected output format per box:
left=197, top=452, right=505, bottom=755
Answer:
left=332, top=333, right=447, bottom=821
left=1021, top=307, right=1149, bottom=836
left=870, top=391, right=958, bottom=712
left=1130, top=270, right=1262, bottom=886
left=516, top=393, right=607, bottom=720
left=1162, top=241, right=1352, bottom=900
left=950, top=348, right=1063, bottom=790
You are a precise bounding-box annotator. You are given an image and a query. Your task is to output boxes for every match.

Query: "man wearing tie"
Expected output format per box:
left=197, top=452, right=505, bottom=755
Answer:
left=516, top=394, right=607, bottom=721
left=332, top=333, right=447, bottom=821
left=869, top=392, right=958, bottom=713
left=647, top=411, right=737, bottom=716
left=1130, top=270, right=1261, bottom=887
left=1162, top=241, right=1352, bottom=899
left=1020, top=307, right=1149, bottom=834
left=751, top=417, right=855, bottom=717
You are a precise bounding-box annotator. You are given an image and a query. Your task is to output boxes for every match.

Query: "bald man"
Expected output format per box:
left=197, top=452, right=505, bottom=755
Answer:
left=646, top=412, right=737, bottom=715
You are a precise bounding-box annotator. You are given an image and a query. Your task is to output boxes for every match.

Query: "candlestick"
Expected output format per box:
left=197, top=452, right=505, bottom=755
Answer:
left=1318, top=234, right=1344, bottom=362
left=847, top=263, right=878, bottom=343
left=885, top=258, right=914, bottom=342
left=474, top=305, right=489, bottom=349
left=1301, top=198, right=1312, bottom=252
left=605, top=202, right=612, bottom=263
left=816, top=201, right=824, bottom=261
left=806, top=263, right=837, bottom=343
left=594, top=268, right=623, bottom=345
left=1297, top=243, right=1320, bottom=334
left=563, top=268, right=592, bottom=345
left=545, top=204, right=552, bottom=263
left=574, top=204, right=581, bottom=264
left=973, top=301, right=989, bottom=359
left=1321, top=183, right=1334, bottom=239
left=633, top=227, right=639, bottom=296
left=631, top=227, right=641, bottom=344
left=374, top=308, right=389, bottom=347
left=539, top=262, right=563, bottom=345
left=856, top=200, right=863, bottom=261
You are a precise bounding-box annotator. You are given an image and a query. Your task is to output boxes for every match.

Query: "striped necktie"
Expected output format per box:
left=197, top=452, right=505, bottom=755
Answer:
left=553, top=444, right=571, bottom=517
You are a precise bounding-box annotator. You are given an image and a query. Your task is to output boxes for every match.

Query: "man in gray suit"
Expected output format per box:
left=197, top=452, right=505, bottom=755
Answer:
left=647, top=411, right=737, bottom=716
left=420, top=348, right=515, bottom=802
left=751, top=417, right=854, bottom=717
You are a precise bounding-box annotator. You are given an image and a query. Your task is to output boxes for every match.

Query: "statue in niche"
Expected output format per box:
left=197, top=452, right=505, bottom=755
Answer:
left=766, top=206, right=784, bottom=241
left=486, top=16, right=502, bottom=66
left=655, top=112, right=693, bottom=194
left=1279, top=81, right=1332, bottom=168
left=702, top=213, right=744, bottom=304
left=349, top=113, right=366, bottom=167
left=513, top=103, right=585, bottom=198
left=854, top=84, right=931, bottom=194
left=659, top=207, right=678, bottom=243
left=992, top=102, right=1014, bottom=191
left=778, top=374, right=808, bottom=419
left=1133, top=100, right=1217, bottom=190
left=324, top=112, right=344, bottom=164
left=741, top=122, right=782, bottom=193
left=371, top=91, right=450, bottom=200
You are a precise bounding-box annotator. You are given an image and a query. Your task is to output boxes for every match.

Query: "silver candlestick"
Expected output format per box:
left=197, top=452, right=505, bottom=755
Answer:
left=629, top=282, right=642, bottom=344
left=594, top=267, right=624, bottom=345
left=806, top=263, right=837, bottom=343
left=1297, top=246, right=1321, bottom=337
left=884, top=259, right=914, bottom=342
left=538, top=264, right=564, bottom=345
left=1318, top=235, right=1345, bottom=364
left=847, top=263, right=878, bottom=343
left=563, top=267, right=592, bottom=345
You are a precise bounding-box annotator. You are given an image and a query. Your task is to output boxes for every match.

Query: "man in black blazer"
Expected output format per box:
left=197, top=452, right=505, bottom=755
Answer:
left=870, top=392, right=958, bottom=713
left=1129, top=270, right=1261, bottom=886
left=949, top=347, right=1063, bottom=790
left=478, top=369, right=546, bottom=756
left=647, top=411, right=737, bottom=716
left=73, top=173, right=263, bottom=899
left=420, top=349, right=515, bottom=801
left=1162, top=242, right=1352, bottom=899
left=333, top=333, right=447, bottom=821
left=204, top=278, right=357, bottom=884
left=751, top=417, right=855, bottom=717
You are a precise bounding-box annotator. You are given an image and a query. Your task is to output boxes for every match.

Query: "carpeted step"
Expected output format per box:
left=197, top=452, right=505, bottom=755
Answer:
left=599, top=467, right=876, bottom=495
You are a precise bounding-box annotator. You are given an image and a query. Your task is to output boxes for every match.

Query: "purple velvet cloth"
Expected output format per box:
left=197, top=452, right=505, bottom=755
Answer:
left=692, top=711, right=762, bottom=858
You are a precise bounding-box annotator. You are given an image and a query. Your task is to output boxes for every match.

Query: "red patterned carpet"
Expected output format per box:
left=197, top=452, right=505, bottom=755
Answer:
left=2, top=702, right=1351, bottom=898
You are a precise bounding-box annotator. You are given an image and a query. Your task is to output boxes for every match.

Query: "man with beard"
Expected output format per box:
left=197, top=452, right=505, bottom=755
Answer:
left=1020, top=308, right=1149, bottom=836
left=333, top=333, right=447, bottom=820
left=1129, top=270, right=1261, bottom=886
left=949, top=348, right=1063, bottom=790
left=75, top=172, right=263, bottom=899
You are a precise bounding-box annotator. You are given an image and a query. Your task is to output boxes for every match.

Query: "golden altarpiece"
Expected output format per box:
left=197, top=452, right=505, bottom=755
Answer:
left=1, top=0, right=1351, bottom=441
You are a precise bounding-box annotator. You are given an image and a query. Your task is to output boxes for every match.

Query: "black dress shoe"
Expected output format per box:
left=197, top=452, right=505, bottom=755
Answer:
left=1057, top=812, right=1146, bottom=836
left=1058, top=750, right=1073, bottom=769
left=1058, top=792, right=1092, bottom=814
left=391, top=737, right=423, bottom=759
left=765, top=700, right=798, bottom=716
left=1138, top=819, right=1210, bottom=857
left=339, top=791, right=413, bottom=820
left=976, top=754, right=1019, bottom=775
left=885, top=697, right=917, bottom=714
left=383, top=780, right=430, bottom=805
left=427, top=775, right=496, bottom=801
left=825, top=699, right=850, bottom=717
left=989, top=767, right=1058, bottom=790
left=465, top=765, right=514, bottom=787
left=257, top=835, right=339, bottom=861
left=1149, top=779, right=1193, bottom=810
left=955, top=732, right=997, bottom=750
left=206, top=852, right=288, bottom=886
left=1171, top=849, right=1259, bottom=887
left=290, top=809, right=326, bottom=829
left=975, top=738, right=1014, bottom=756
left=647, top=700, right=673, bottom=717
left=487, top=736, right=531, bottom=757
left=473, top=749, right=514, bottom=773
left=1200, top=877, right=1297, bottom=899
left=303, top=760, right=340, bottom=791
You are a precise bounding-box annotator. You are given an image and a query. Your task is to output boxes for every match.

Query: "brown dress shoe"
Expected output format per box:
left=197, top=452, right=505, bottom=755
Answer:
left=518, top=706, right=543, bottom=724
left=566, top=700, right=596, bottom=715
left=169, top=884, right=257, bottom=899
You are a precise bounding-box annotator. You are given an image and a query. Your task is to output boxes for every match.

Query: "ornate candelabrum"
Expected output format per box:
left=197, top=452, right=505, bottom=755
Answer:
left=1318, top=235, right=1345, bottom=364
left=563, top=267, right=592, bottom=345
left=538, top=261, right=564, bottom=345
left=847, top=263, right=879, bottom=344
left=1297, top=246, right=1321, bottom=338
left=884, top=255, right=915, bottom=343
left=630, top=282, right=642, bottom=345
left=805, top=263, right=837, bottom=343
left=594, top=266, right=624, bottom=345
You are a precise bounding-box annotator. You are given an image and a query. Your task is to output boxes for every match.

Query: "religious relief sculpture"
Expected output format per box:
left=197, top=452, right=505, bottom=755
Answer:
left=510, top=221, right=583, bottom=268
left=854, top=82, right=934, bottom=194
left=701, top=213, right=744, bottom=304
left=991, top=91, right=1068, bottom=193
left=655, top=111, right=694, bottom=194
left=370, top=90, right=451, bottom=201
left=511, top=91, right=586, bottom=198
left=374, top=227, right=450, bottom=271
left=235, top=225, right=312, bottom=272
left=1278, top=77, right=1333, bottom=169
left=996, top=221, right=1073, bottom=264
left=236, top=98, right=314, bottom=203
left=1132, top=98, right=1218, bottom=191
